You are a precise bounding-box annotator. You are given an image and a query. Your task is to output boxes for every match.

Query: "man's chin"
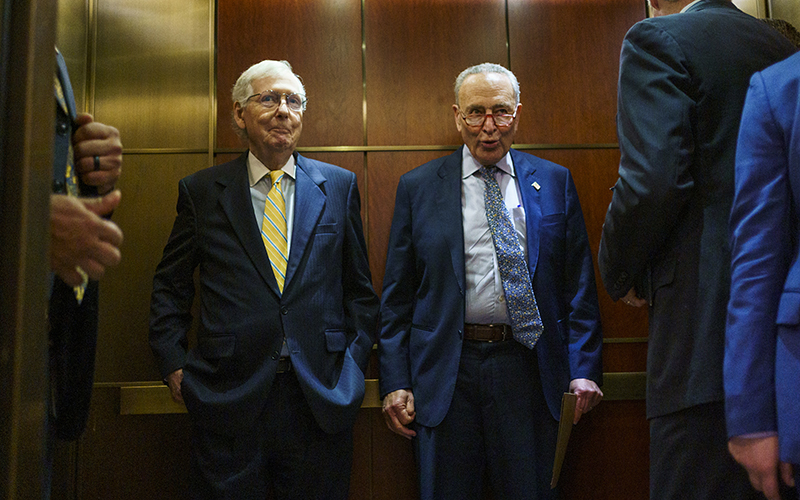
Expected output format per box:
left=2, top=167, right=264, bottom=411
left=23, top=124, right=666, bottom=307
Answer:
left=475, top=149, right=505, bottom=166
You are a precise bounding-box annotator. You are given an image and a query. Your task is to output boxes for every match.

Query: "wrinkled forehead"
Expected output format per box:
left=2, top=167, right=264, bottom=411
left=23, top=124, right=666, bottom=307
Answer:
left=458, top=73, right=516, bottom=109
left=250, top=72, right=304, bottom=95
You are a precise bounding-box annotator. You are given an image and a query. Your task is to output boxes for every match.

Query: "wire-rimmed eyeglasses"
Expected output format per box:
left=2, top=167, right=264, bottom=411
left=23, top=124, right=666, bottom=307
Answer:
left=245, top=90, right=307, bottom=112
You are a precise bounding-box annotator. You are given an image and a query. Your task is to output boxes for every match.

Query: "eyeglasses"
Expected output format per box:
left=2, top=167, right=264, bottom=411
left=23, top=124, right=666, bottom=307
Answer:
left=459, top=108, right=517, bottom=127
left=245, top=90, right=307, bottom=112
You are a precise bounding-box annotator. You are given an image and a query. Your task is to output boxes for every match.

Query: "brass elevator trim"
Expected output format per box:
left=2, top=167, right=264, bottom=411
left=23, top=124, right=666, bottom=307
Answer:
left=114, top=371, right=646, bottom=415
left=197, top=143, right=618, bottom=156
left=360, top=0, right=370, bottom=251
left=208, top=0, right=216, bottom=168
left=85, top=0, right=97, bottom=115
left=603, top=337, right=648, bottom=344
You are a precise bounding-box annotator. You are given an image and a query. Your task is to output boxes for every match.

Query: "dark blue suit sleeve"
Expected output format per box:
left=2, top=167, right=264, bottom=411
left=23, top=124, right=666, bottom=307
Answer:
left=599, top=22, right=696, bottom=300
left=149, top=178, right=199, bottom=379
left=563, top=172, right=603, bottom=382
left=378, top=176, right=415, bottom=397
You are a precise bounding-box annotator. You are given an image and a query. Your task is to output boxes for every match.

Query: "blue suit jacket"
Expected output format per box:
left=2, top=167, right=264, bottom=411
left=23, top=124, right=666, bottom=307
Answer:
left=726, top=51, right=800, bottom=463
left=378, top=147, right=602, bottom=426
left=598, top=0, right=796, bottom=419
left=149, top=152, right=379, bottom=435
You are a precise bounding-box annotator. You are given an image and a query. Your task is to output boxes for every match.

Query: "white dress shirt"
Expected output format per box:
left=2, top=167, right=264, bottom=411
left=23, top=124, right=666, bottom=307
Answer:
left=461, top=147, right=528, bottom=325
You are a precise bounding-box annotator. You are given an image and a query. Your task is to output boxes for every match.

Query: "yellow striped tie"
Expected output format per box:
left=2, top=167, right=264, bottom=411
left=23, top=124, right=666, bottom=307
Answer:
left=262, top=170, right=288, bottom=293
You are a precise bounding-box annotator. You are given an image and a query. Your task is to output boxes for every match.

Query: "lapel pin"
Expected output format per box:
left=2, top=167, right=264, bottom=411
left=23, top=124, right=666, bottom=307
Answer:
left=532, top=181, right=541, bottom=191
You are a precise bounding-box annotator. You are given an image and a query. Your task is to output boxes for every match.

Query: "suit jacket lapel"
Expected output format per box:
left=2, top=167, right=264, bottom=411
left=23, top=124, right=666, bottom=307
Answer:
left=218, top=153, right=281, bottom=295
left=286, top=154, right=325, bottom=289
left=438, top=148, right=466, bottom=296
left=512, top=149, right=541, bottom=273
left=55, top=50, right=77, bottom=120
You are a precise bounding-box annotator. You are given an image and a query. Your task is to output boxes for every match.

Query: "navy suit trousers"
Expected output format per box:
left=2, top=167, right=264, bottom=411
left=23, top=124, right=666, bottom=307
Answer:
left=413, top=340, right=558, bottom=500
left=189, top=371, right=353, bottom=500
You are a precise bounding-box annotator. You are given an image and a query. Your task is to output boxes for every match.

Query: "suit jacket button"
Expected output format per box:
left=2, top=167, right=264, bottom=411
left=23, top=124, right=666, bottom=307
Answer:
left=280, top=307, right=288, bottom=315
left=271, top=352, right=279, bottom=360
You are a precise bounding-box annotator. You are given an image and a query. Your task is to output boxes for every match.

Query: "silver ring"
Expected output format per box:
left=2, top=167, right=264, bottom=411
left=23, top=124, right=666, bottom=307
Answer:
left=93, top=155, right=101, bottom=171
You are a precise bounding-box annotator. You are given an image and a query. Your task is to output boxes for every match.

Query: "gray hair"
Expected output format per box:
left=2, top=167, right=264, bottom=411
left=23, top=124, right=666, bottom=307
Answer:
left=231, top=60, right=306, bottom=141
left=454, top=63, right=520, bottom=106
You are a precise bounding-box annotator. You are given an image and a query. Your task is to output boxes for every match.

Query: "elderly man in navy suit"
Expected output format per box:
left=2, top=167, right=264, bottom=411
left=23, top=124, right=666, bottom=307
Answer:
left=149, top=59, right=379, bottom=499
left=726, top=51, right=800, bottom=500
left=379, top=63, right=603, bottom=499
left=598, top=1, right=795, bottom=498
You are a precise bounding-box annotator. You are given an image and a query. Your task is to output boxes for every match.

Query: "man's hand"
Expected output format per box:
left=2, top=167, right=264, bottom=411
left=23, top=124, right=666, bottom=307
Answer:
left=50, top=191, right=123, bottom=286
left=382, top=389, right=417, bottom=439
left=72, top=113, right=122, bottom=195
left=570, top=378, right=603, bottom=424
left=729, top=435, right=795, bottom=500
left=621, top=287, right=647, bottom=308
left=166, top=369, right=184, bottom=404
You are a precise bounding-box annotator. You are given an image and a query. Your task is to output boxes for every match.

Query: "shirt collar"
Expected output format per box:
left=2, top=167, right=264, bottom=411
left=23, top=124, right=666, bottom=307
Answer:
left=247, top=151, right=296, bottom=187
left=461, top=147, right=515, bottom=180
left=681, top=0, right=703, bottom=13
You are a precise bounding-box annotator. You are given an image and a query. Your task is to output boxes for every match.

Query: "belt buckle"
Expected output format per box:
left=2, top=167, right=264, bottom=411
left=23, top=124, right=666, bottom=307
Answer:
left=276, top=357, right=292, bottom=373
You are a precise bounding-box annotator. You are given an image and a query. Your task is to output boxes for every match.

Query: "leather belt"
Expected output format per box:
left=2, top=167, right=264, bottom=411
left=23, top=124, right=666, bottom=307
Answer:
left=276, top=357, right=292, bottom=373
left=463, top=323, right=512, bottom=342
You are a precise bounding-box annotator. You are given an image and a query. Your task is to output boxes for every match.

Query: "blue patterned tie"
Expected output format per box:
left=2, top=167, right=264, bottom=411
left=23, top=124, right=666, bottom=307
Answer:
left=479, top=166, right=543, bottom=348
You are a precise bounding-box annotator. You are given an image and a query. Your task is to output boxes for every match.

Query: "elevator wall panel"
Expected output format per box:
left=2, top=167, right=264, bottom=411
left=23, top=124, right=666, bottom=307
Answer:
left=509, top=0, right=645, bottom=145
left=216, top=0, right=364, bottom=149
left=94, top=154, right=209, bottom=383
left=365, top=0, right=507, bottom=146
left=94, top=0, right=210, bottom=150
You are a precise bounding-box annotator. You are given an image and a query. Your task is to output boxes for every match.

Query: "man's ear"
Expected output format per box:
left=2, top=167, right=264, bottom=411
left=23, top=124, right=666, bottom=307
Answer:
left=233, top=102, right=246, bottom=130
left=453, top=104, right=463, bottom=132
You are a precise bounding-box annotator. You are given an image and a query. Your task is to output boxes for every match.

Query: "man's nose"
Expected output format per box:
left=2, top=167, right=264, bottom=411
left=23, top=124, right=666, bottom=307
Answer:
left=482, top=113, right=498, bottom=132
left=274, top=96, right=290, bottom=116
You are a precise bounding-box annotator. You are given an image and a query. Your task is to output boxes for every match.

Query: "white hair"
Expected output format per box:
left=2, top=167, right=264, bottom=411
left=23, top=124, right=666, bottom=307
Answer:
left=454, top=63, right=520, bottom=106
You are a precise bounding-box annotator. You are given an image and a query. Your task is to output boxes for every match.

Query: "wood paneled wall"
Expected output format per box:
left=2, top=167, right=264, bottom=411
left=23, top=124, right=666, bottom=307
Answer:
left=54, top=0, right=652, bottom=498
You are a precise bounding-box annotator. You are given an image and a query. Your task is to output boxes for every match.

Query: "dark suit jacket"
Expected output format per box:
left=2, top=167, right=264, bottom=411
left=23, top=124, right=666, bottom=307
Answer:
left=598, top=0, right=796, bottom=419
left=379, top=147, right=602, bottom=426
left=726, top=51, right=800, bottom=463
left=149, top=152, right=378, bottom=436
left=48, top=50, right=99, bottom=441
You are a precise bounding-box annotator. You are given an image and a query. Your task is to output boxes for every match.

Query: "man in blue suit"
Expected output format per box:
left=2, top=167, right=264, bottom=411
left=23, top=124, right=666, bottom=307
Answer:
left=379, top=63, right=603, bottom=499
left=726, top=50, right=800, bottom=500
left=149, top=59, right=379, bottom=499
left=597, top=1, right=795, bottom=499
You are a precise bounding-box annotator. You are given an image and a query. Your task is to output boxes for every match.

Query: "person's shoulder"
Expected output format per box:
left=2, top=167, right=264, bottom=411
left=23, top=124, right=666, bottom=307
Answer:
left=760, top=51, right=800, bottom=84
left=185, top=154, right=244, bottom=182
left=297, top=154, right=354, bottom=178
left=512, top=149, right=567, bottom=175
left=400, top=150, right=460, bottom=183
